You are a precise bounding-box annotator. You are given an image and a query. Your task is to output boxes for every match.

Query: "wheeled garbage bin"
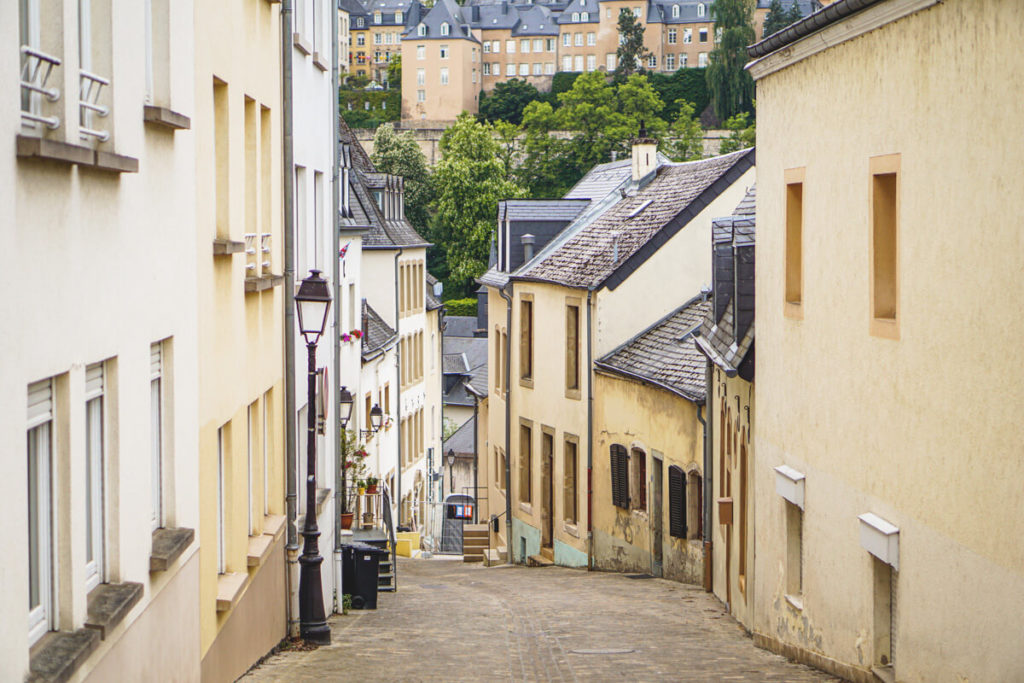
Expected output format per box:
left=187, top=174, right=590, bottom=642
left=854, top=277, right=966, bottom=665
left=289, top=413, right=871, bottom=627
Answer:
left=345, top=543, right=388, bottom=610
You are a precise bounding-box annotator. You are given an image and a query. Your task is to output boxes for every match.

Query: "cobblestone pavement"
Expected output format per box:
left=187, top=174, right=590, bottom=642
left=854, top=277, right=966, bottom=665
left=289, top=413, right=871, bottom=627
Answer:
left=243, top=558, right=838, bottom=682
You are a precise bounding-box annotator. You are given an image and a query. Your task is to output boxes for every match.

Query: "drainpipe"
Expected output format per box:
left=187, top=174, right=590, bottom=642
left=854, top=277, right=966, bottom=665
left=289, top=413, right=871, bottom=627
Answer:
left=472, top=392, right=479, bottom=523
left=393, top=247, right=404, bottom=526
left=280, top=0, right=300, bottom=638
left=498, top=282, right=513, bottom=564
left=702, top=359, right=713, bottom=592
left=586, top=289, right=594, bottom=571
left=331, top=0, right=342, bottom=613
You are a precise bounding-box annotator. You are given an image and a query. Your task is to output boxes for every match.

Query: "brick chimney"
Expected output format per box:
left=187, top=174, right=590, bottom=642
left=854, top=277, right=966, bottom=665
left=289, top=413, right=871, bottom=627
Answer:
left=631, top=121, right=658, bottom=182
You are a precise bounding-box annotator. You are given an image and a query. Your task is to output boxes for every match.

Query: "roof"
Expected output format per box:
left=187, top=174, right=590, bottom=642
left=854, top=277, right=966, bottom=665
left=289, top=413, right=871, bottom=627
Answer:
left=361, top=300, right=397, bottom=361
left=443, top=415, right=476, bottom=456
left=510, top=4, right=559, bottom=35
left=443, top=336, right=488, bottom=406
left=445, top=316, right=479, bottom=337
left=748, top=0, right=877, bottom=59
left=426, top=273, right=443, bottom=310
left=498, top=199, right=591, bottom=223
left=338, top=0, right=369, bottom=17
left=562, top=158, right=635, bottom=201
left=555, top=0, right=599, bottom=25
left=596, top=294, right=710, bottom=402
left=517, top=148, right=755, bottom=290
left=404, top=0, right=477, bottom=40
left=443, top=353, right=470, bottom=374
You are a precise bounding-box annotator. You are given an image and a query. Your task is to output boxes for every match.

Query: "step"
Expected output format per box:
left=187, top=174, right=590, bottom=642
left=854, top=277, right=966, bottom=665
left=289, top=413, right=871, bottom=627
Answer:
left=463, top=554, right=484, bottom=563
left=540, top=546, right=554, bottom=561
left=463, top=538, right=489, bottom=549
left=483, top=548, right=507, bottom=567
left=527, top=554, right=554, bottom=567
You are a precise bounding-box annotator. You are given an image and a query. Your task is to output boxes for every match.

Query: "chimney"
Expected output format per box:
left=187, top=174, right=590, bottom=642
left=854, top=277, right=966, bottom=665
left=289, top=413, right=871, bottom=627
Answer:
left=631, top=120, right=658, bottom=182
left=521, top=233, right=535, bottom=263
left=472, top=5, right=480, bottom=21
left=501, top=0, right=509, bottom=14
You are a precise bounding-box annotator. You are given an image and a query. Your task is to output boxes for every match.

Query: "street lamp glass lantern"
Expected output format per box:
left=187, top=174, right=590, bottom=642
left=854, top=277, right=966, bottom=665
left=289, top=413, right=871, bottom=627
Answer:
left=370, top=403, right=383, bottom=432
left=447, top=449, right=455, bottom=467
left=339, top=386, right=354, bottom=428
left=295, top=269, right=332, bottom=344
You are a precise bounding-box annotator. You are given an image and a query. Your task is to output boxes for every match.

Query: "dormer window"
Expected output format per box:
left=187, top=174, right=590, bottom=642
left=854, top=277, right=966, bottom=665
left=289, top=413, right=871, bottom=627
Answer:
left=572, top=11, right=579, bottom=21
left=396, top=10, right=403, bottom=23
left=440, top=22, right=450, bottom=36
left=374, top=11, right=382, bottom=23
left=697, top=3, right=705, bottom=17
left=672, top=4, right=679, bottom=18
left=581, top=11, right=589, bottom=21
left=417, top=23, right=427, bottom=36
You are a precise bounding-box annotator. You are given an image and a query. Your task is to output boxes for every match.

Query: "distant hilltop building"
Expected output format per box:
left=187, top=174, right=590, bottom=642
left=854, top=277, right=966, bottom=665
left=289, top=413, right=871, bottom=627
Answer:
left=341, top=0, right=816, bottom=125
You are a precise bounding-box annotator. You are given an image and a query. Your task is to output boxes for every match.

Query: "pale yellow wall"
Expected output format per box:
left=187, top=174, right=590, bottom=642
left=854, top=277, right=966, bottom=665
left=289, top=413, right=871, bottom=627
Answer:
left=593, top=373, right=704, bottom=583
left=751, top=1, right=1024, bottom=680
left=485, top=287, right=510, bottom=550
left=194, top=0, right=285, bottom=662
left=402, top=38, right=479, bottom=122
left=476, top=28, right=558, bottom=89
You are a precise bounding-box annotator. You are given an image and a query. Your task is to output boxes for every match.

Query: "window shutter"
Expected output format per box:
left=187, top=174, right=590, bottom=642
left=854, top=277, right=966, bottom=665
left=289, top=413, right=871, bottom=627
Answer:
left=150, top=342, right=162, bottom=380
left=85, top=363, right=104, bottom=400
left=637, top=453, right=646, bottom=510
left=610, top=444, right=629, bottom=509
left=28, top=379, right=53, bottom=429
left=669, top=466, right=685, bottom=538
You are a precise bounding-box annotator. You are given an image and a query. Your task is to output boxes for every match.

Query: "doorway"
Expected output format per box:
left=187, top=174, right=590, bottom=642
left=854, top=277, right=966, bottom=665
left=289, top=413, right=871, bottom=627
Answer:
left=651, top=454, right=663, bottom=577
left=541, top=431, right=554, bottom=558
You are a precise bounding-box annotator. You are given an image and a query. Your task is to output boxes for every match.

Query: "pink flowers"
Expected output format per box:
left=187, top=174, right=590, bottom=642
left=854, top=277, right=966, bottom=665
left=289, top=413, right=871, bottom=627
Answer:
left=341, top=329, right=363, bottom=343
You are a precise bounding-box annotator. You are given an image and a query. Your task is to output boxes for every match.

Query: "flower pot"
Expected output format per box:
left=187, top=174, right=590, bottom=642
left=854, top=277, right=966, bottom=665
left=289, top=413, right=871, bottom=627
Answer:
left=357, top=487, right=366, bottom=496
left=341, top=512, right=354, bottom=530
left=367, top=484, right=378, bottom=494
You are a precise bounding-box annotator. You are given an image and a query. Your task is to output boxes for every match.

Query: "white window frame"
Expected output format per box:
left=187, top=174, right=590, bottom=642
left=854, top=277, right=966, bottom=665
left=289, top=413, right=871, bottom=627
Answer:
left=482, top=62, right=490, bottom=75
left=28, top=379, right=55, bottom=646
left=247, top=403, right=255, bottom=535
left=506, top=39, right=515, bottom=53
left=666, top=53, right=675, bottom=70
left=492, top=40, right=500, bottom=53
left=571, top=11, right=579, bottom=21
left=581, top=11, right=589, bottom=21
left=440, top=21, right=450, bottom=36
left=416, top=67, right=425, bottom=85
left=417, top=23, right=426, bottom=36
left=697, top=3, right=705, bottom=17
left=84, top=362, right=105, bottom=593
left=544, top=62, right=554, bottom=75
left=519, top=62, right=528, bottom=76
left=440, top=44, right=449, bottom=59
left=587, top=32, right=595, bottom=46
left=683, top=28, right=692, bottom=43
left=562, top=33, right=570, bottom=47
left=672, top=4, right=679, bottom=18
left=586, top=54, right=595, bottom=71
left=574, top=54, right=583, bottom=71
left=507, top=62, right=515, bottom=76
left=698, top=52, right=707, bottom=67
left=151, top=343, right=163, bottom=530
left=520, top=39, right=529, bottom=54
left=668, top=28, right=677, bottom=45
left=562, top=55, right=571, bottom=71
left=440, top=66, right=449, bottom=85
left=699, top=28, right=708, bottom=43
left=574, top=32, right=583, bottom=46
left=217, top=425, right=226, bottom=574
left=533, top=38, right=543, bottom=52
left=533, top=62, right=542, bottom=75
left=606, top=53, right=615, bottom=70
left=263, top=394, right=270, bottom=516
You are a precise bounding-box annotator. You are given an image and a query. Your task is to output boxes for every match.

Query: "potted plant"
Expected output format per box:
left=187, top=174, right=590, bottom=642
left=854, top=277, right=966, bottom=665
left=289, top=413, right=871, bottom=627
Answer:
left=366, top=476, right=379, bottom=494
left=356, top=479, right=366, bottom=496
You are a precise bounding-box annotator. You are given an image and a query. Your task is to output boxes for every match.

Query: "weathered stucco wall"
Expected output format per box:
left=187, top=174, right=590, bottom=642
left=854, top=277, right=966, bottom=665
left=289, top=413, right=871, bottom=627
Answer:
left=752, top=1, right=1024, bottom=680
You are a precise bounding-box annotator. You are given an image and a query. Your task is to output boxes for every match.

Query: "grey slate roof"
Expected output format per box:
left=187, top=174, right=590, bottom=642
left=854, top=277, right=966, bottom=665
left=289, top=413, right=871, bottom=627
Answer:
left=339, top=0, right=369, bottom=19
left=362, top=300, right=397, bottom=361
left=443, top=335, right=488, bottom=406
left=510, top=4, right=559, bottom=35
left=426, top=273, right=443, bottom=310
left=498, top=199, right=591, bottom=223
left=555, top=0, right=599, bottom=25
left=444, top=316, right=479, bottom=337
left=596, top=294, right=710, bottom=402
left=443, top=353, right=470, bottom=374
left=518, top=148, right=755, bottom=290
left=562, top=158, right=634, bottom=201
left=443, top=415, right=476, bottom=456
left=404, top=0, right=477, bottom=40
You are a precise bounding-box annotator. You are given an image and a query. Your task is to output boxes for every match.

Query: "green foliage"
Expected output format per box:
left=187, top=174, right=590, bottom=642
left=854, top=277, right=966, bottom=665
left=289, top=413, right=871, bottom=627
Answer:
left=665, top=99, right=705, bottom=161
left=347, top=73, right=370, bottom=89
left=517, top=100, right=576, bottom=197
left=550, top=72, right=582, bottom=98
left=762, top=0, right=788, bottom=37
left=648, top=68, right=709, bottom=122
left=342, top=594, right=352, bottom=614
left=442, top=418, right=460, bottom=442
left=443, top=298, right=478, bottom=316
left=718, top=112, right=755, bottom=154
left=340, top=89, right=399, bottom=129
left=706, top=0, right=756, bottom=120
left=370, top=123, right=434, bottom=236
left=478, top=79, right=540, bottom=125
left=431, top=114, right=527, bottom=285
left=386, top=54, right=402, bottom=86
left=614, top=9, right=651, bottom=80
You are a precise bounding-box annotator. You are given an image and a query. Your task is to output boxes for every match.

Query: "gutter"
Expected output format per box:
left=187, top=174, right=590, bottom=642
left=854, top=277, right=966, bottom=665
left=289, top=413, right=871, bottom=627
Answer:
left=393, top=247, right=404, bottom=525
left=331, top=0, right=343, bottom=613
left=280, top=0, right=299, bottom=638
left=497, top=282, right=513, bottom=565
left=747, top=0, right=887, bottom=59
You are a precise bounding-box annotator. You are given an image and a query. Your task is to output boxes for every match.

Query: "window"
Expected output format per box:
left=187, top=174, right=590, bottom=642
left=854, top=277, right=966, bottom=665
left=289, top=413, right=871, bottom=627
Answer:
left=574, top=32, right=583, bottom=46
left=357, top=33, right=365, bottom=45
left=562, top=33, right=570, bottom=46
left=416, top=45, right=425, bottom=60
left=545, top=62, right=555, bottom=75
left=495, top=447, right=507, bottom=490
left=519, top=423, right=532, bottom=504
left=586, top=55, right=595, bottom=71
left=494, top=327, right=502, bottom=393
left=28, top=379, right=54, bottom=645
left=483, top=42, right=490, bottom=53
left=631, top=448, right=646, bottom=511
left=520, top=298, right=533, bottom=381
left=492, top=40, right=500, bottom=52
left=668, top=28, right=677, bottom=44
left=417, top=23, right=426, bottom=36
left=563, top=55, right=572, bottom=71
left=483, top=62, right=490, bottom=76
left=565, top=303, right=580, bottom=392
left=871, top=154, right=900, bottom=336
left=668, top=465, right=686, bottom=538
left=374, top=32, right=382, bottom=44
left=396, top=10, right=402, bottom=23
left=581, top=11, right=589, bottom=21
left=519, top=63, right=528, bottom=76
left=507, top=63, right=515, bottom=76
left=213, top=79, right=229, bottom=238
left=786, top=502, right=803, bottom=597
left=263, top=389, right=271, bottom=515
left=683, top=27, right=692, bottom=43
left=606, top=53, right=616, bottom=70
left=440, top=67, right=448, bottom=85
left=671, top=4, right=680, bottom=18
left=632, top=7, right=641, bottom=17
left=574, top=54, right=583, bottom=71
left=571, top=11, right=579, bottom=21
left=416, top=67, right=425, bottom=85
left=85, top=362, right=106, bottom=592
left=563, top=436, right=578, bottom=524
left=217, top=425, right=227, bottom=573
left=506, top=39, right=515, bottom=53
left=715, top=27, right=722, bottom=43
left=151, top=342, right=163, bottom=529
left=247, top=401, right=256, bottom=534
left=680, top=53, right=687, bottom=67
left=698, top=52, right=707, bottom=67
left=699, top=28, right=708, bottom=42
left=356, top=17, right=364, bottom=28
left=666, top=53, right=675, bottom=70
left=533, top=62, right=542, bottom=75
left=647, top=54, right=657, bottom=68
left=534, top=39, right=543, bottom=52
left=373, top=11, right=381, bottom=23
left=520, top=39, right=530, bottom=53
left=587, top=32, right=595, bottom=46
left=785, top=168, right=804, bottom=311
left=610, top=444, right=629, bottom=509
left=546, top=38, right=555, bottom=51
left=440, top=44, right=449, bottom=58
left=440, top=21, right=450, bottom=35
left=697, top=2, right=705, bottom=17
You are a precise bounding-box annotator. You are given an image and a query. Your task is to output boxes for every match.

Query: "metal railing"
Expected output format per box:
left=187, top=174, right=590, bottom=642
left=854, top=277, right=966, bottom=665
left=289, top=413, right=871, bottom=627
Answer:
left=244, top=233, right=258, bottom=274
left=260, top=233, right=272, bottom=274
left=20, top=46, right=61, bottom=129
left=79, top=70, right=110, bottom=142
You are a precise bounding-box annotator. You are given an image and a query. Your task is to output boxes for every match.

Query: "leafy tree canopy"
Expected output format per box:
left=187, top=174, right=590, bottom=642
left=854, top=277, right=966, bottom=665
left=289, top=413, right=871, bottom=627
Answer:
left=706, top=0, right=756, bottom=120
left=478, top=78, right=540, bottom=125
left=762, top=0, right=805, bottom=37
left=370, top=123, right=433, bottom=236
left=718, top=111, right=755, bottom=154
left=386, top=54, right=401, bottom=87
left=665, top=99, right=705, bottom=162
left=614, top=9, right=652, bottom=80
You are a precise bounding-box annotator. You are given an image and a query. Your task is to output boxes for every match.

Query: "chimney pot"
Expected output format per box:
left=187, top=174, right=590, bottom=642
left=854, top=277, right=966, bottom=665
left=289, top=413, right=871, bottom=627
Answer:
left=521, top=233, right=536, bottom=263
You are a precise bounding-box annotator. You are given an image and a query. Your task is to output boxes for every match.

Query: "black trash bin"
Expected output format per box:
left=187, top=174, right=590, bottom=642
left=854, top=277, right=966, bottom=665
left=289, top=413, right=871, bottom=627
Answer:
left=344, top=543, right=388, bottom=610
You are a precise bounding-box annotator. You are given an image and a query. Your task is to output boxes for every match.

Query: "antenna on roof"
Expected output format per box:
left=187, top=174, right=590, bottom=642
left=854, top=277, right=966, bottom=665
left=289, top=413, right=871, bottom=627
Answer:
left=638, top=120, right=648, bottom=138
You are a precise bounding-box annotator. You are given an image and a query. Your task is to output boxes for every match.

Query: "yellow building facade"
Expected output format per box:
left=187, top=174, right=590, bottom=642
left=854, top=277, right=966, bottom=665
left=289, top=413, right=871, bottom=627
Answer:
left=194, top=1, right=287, bottom=680
left=747, top=0, right=1024, bottom=680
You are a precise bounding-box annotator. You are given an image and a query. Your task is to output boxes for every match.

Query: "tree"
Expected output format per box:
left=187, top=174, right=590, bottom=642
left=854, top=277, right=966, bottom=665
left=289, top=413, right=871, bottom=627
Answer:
left=761, top=0, right=789, bottom=38
left=785, top=2, right=804, bottom=25
left=614, top=9, right=651, bottom=80
left=718, top=112, right=755, bottom=154
left=617, top=74, right=666, bottom=137
left=478, top=78, right=540, bottom=125
left=431, top=114, right=527, bottom=285
left=706, top=0, right=756, bottom=120
left=556, top=71, right=632, bottom=176
left=371, top=123, right=433, bottom=236
left=665, top=99, right=705, bottom=162
left=517, top=100, right=575, bottom=197
left=386, top=54, right=401, bottom=89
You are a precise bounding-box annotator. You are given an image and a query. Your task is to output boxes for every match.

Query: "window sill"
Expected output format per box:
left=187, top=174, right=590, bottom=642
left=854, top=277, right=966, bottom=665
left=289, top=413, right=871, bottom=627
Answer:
left=29, top=628, right=100, bottom=683
left=565, top=387, right=582, bottom=401
left=519, top=377, right=534, bottom=390
left=784, top=301, right=803, bottom=320
left=785, top=593, right=803, bottom=611
left=85, top=582, right=144, bottom=639
left=293, top=33, right=313, bottom=56
left=213, top=238, right=245, bottom=255
left=264, top=513, right=286, bottom=539
left=216, top=572, right=247, bottom=612
left=244, top=274, right=284, bottom=293
left=150, top=526, right=195, bottom=572
left=143, top=105, right=191, bottom=131
left=247, top=534, right=274, bottom=568
left=562, top=521, right=580, bottom=538
left=518, top=501, right=533, bottom=516
left=313, top=52, right=331, bottom=72
left=869, top=317, right=899, bottom=340
left=16, top=134, right=139, bottom=173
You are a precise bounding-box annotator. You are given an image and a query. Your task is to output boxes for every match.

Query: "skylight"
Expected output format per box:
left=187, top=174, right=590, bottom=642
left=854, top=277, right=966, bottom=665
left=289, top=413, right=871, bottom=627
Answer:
left=628, top=199, right=654, bottom=219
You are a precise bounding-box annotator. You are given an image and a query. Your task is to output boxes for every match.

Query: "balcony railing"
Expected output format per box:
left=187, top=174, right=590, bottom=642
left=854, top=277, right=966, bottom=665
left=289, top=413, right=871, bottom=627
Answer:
left=261, top=233, right=272, bottom=274
left=20, top=46, right=62, bottom=129
left=79, top=70, right=110, bottom=142
left=245, top=233, right=273, bottom=277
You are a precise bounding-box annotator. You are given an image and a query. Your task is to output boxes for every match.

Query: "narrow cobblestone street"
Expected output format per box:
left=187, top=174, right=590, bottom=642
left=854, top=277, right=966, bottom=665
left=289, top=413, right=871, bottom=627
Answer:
left=243, top=558, right=837, bottom=682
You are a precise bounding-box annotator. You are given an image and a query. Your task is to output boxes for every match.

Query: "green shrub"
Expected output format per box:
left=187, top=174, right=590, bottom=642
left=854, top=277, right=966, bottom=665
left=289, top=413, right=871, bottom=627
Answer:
left=550, top=72, right=582, bottom=99
left=649, top=68, right=709, bottom=123
left=340, top=89, right=400, bottom=129
left=443, top=298, right=478, bottom=317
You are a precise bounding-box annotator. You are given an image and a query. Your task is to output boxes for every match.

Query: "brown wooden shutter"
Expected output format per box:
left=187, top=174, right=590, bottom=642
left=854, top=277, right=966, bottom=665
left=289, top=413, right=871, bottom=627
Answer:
left=669, top=465, right=686, bottom=538
left=610, top=444, right=629, bottom=508
left=637, top=452, right=647, bottom=510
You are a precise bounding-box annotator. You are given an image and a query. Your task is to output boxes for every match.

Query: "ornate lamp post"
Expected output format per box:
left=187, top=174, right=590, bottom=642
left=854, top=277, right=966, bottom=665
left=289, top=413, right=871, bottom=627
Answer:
left=447, top=448, right=456, bottom=498
left=294, top=270, right=332, bottom=645
left=339, top=386, right=353, bottom=517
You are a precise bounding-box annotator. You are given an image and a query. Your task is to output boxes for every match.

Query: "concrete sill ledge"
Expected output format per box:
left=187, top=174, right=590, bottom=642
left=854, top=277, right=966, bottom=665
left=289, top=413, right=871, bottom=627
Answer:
left=28, top=628, right=100, bottom=683
left=150, top=527, right=195, bottom=572
left=16, top=135, right=138, bottom=173
left=264, top=514, right=286, bottom=539
left=143, top=105, right=191, bottom=130
left=293, top=33, right=312, bottom=55
left=85, top=582, right=144, bottom=639
left=313, top=52, right=330, bottom=71
left=213, top=238, right=245, bottom=255
left=244, top=274, right=284, bottom=293
left=247, top=534, right=274, bottom=568
left=216, top=572, right=247, bottom=612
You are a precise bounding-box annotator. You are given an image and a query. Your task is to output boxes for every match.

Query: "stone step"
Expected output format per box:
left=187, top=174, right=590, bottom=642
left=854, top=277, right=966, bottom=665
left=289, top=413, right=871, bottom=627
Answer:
left=540, top=546, right=554, bottom=561
left=483, top=548, right=507, bottom=567
left=527, top=554, right=554, bottom=567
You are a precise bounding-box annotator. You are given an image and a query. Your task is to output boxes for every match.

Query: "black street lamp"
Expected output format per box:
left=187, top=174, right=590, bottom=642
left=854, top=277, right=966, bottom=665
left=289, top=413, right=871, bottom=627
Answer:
left=447, top=448, right=456, bottom=497
left=295, top=269, right=332, bottom=645
left=339, top=386, right=353, bottom=516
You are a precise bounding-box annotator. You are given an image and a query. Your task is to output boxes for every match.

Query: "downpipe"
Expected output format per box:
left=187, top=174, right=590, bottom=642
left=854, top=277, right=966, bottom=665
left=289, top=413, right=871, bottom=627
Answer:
left=702, top=359, right=713, bottom=592
left=586, top=290, right=594, bottom=571
left=393, top=248, right=404, bottom=526
left=330, top=0, right=342, bottom=614
left=498, top=282, right=513, bottom=564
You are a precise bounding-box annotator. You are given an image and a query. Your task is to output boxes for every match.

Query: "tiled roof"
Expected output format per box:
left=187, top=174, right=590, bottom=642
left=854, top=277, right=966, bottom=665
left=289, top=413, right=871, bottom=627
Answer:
left=443, top=336, right=488, bottom=406
left=445, top=315, right=479, bottom=337
left=361, top=300, right=397, bottom=361
left=518, top=148, right=755, bottom=290
left=562, top=158, right=634, bottom=200
left=595, top=294, right=710, bottom=402
left=404, top=0, right=476, bottom=40
left=498, top=199, right=590, bottom=222
left=443, top=415, right=476, bottom=456
left=443, top=353, right=470, bottom=374
left=426, top=272, right=443, bottom=310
